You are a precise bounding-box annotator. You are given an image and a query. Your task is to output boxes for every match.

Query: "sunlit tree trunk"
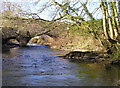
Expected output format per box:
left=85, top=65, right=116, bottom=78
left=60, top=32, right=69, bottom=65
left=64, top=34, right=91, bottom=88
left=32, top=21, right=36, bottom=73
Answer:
left=100, top=0, right=120, bottom=54
left=110, top=1, right=119, bottom=39
left=100, top=0, right=110, bottom=39
left=106, top=2, right=114, bottom=39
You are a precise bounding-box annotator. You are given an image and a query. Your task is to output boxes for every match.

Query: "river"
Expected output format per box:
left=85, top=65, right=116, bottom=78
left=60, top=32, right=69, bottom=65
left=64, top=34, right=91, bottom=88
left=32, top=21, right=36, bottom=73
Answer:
left=2, top=43, right=120, bottom=86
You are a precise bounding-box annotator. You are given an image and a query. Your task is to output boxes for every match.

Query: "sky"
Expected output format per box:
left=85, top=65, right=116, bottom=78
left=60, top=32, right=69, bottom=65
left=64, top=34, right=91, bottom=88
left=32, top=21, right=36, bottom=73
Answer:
left=1, top=0, right=102, bottom=20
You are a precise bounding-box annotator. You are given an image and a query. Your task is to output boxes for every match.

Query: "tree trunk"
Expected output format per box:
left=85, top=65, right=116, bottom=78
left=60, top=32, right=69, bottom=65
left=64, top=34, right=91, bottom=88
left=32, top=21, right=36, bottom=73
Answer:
left=100, top=0, right=109, bottom=39
left=106, top=2, right=114, bottom=39
left=110, top=1, right=119, bottom=39
left=118, top=1, right=120, bottom=23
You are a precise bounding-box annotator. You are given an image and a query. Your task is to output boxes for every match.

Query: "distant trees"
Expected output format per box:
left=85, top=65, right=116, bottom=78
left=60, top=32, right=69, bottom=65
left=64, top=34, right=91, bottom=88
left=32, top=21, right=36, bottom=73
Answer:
left=2, top=1, right=24, bottom=18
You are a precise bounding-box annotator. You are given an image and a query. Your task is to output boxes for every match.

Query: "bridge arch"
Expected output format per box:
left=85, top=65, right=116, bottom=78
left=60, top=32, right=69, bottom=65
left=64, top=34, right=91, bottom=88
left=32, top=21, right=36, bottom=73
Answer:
left=28, top=35, right=54, bottom=46
left=2, top=27, right=55, bottom=46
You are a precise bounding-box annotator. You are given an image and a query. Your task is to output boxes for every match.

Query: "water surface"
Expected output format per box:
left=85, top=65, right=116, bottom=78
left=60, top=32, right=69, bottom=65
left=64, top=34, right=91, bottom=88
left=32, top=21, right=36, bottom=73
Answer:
left=2, top=43, right=120, bottom=86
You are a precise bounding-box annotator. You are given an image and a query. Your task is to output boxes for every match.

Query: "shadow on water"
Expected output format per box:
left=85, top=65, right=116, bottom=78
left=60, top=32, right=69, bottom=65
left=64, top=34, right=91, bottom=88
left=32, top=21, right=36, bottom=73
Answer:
left=2, top=43, right=120, bottom=86
left=73, top=62, right=120, bottom=86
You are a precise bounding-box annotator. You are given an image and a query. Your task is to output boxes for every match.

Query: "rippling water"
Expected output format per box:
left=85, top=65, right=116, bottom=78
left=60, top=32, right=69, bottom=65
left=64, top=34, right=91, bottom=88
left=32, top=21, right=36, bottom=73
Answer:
left=2, top=43, right=120, bottom=86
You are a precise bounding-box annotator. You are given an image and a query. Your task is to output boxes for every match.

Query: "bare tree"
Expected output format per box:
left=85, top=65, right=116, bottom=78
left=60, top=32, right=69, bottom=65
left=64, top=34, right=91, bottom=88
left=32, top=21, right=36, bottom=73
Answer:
left=2, top=1, right=24, bottom=18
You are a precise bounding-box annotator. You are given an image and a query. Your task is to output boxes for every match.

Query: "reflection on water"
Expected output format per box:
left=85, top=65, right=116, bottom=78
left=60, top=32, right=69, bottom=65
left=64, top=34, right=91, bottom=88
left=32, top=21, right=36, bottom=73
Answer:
left=2, top=43, right=120, bottom=86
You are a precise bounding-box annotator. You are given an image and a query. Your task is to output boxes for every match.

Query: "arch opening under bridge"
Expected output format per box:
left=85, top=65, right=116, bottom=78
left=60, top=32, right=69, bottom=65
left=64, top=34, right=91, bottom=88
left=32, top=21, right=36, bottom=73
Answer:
left=2, top=27, right=54, bottom=46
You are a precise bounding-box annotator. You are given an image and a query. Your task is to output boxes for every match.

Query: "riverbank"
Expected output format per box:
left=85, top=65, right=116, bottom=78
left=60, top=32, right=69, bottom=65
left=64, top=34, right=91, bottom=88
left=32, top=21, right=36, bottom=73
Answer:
left=3, top=40, right=120, bottom=67
left=62, top=51, right=120, bottom=66
left=29, top=32, right=103, bottom=52
left=2, top=17, right=120, bottom=66
left=28, top=32, right=120, bottom=66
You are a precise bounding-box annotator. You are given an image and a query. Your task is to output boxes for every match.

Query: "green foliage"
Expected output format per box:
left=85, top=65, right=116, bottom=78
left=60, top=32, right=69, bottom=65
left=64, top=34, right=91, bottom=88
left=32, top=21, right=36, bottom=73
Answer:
left=87, top=19, right=102, bottom=32
left=68, top=19, right=103, bottom=37
left=110, top=45, right=120, bottom=60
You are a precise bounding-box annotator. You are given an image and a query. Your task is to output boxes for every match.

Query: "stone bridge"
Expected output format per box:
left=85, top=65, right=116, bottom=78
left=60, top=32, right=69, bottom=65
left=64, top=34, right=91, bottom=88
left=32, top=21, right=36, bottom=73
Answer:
left=1, top=27, right=53, bottom=46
